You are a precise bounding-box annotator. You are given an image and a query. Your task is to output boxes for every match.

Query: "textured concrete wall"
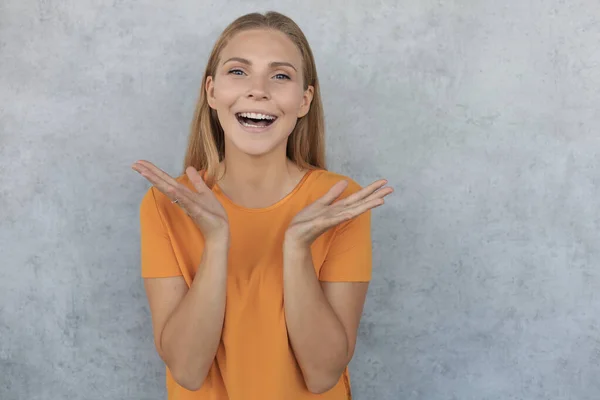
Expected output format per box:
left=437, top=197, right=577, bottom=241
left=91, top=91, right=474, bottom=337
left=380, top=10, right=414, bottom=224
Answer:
left=2, top=1, right=600, bottom=399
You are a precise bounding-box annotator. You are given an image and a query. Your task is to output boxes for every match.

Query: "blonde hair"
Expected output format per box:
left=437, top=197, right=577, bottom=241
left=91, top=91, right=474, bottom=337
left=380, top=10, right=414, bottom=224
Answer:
left=182, top=11, right=326, bottom=188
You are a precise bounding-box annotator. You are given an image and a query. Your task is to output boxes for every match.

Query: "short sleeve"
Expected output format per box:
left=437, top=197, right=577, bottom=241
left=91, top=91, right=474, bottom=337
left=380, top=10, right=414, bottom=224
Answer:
left=318, top=187, right=373, bottom=282
left=139, top=187, right=183, bottom=278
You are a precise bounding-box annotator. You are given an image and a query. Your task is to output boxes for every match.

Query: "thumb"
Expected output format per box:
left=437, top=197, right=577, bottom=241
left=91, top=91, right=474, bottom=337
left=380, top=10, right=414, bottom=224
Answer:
left=185, top=166, right=209, bottom=193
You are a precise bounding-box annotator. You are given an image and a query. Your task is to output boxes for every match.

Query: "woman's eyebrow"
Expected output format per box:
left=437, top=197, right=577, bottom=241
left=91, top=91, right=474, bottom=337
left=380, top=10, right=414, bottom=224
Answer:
left=223, top=57, right=297, bottom=72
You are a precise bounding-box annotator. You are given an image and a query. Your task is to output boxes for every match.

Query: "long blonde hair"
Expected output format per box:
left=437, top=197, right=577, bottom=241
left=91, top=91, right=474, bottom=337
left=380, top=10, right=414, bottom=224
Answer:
left=182, top=11, right=326, bottom=188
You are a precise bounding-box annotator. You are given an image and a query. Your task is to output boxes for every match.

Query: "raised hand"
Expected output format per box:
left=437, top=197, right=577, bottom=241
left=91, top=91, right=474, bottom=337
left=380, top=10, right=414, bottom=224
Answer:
left=284, top=179, right=393, bottom=248
left=132, top=160, right=230, bottom=243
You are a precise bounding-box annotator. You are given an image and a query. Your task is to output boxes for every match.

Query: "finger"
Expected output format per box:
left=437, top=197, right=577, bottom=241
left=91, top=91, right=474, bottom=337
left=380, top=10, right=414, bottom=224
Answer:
left=149, top=180, right=199, bottom=216
left=133, top=160, right=184, bottom=193
left=351, top=196, right=386, bottom=215
left=317, top=180, right=349, bottom=205
left=133, top=162, right=173, bottom=192
left=133, top=161, right=195, bottom=202
left=343, top=188, right=390, bottom=217
left=330, top=197, right=386, bottom=226
left=349, top=185, right=394, bottom=208
left=132, top=162, right=205, bottom=220
left=340, top=179, right=388, bottom=206
left=185, top=166, right=210, bottom=194
left=135, top=160, right=182, bottom=188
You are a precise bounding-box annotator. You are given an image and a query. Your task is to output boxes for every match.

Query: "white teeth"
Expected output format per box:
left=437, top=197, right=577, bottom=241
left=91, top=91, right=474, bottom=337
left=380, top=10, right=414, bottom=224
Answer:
left=241, top=121, right=263, bottom=128
left=238, top=112, right=276, bottom=120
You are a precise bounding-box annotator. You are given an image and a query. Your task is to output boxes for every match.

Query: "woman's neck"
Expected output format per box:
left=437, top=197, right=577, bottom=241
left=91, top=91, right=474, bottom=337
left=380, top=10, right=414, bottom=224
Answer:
left=216, top=153, right=308, bottom=209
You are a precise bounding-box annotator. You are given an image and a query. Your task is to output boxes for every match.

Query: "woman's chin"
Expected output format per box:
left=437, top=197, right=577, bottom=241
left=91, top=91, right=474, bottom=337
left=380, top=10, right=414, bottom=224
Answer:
left=229, top=138, right=287, bottom=158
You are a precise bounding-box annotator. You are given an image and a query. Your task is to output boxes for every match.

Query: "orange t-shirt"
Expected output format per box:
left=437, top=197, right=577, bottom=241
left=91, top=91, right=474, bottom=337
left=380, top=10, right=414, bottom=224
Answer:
left=139, top=168, right=372, bottom=400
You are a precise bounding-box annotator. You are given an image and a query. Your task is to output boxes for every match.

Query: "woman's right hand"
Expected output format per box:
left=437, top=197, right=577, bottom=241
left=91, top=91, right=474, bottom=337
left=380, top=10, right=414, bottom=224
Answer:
left=132, top=160, right=230, bottom=243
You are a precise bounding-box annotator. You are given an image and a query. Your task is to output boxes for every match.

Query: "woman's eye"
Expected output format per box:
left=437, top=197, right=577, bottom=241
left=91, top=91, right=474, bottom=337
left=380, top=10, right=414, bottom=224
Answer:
left=228, top=69, right=245, bottom=76
left=274, top=73, right=290, bottom=80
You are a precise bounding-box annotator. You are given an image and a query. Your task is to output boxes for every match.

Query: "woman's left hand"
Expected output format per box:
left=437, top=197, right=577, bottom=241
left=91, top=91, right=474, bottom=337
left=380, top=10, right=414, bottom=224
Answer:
left=284, top=179, right=393, bottom=248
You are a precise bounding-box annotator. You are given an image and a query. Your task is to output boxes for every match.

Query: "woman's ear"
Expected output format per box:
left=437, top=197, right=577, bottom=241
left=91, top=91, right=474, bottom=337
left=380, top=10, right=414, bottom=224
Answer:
left=206, top=76, right=216, bottom=110
left=297, top=85, right=314, bottom=118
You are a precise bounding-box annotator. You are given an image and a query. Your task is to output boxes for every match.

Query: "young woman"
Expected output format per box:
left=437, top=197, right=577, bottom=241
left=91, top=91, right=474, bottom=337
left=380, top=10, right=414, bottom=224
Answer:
left=131, top=11, right=393, bottom=400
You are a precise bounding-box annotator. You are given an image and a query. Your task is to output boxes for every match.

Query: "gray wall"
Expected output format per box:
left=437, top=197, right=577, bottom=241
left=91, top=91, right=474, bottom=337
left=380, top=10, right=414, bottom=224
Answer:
left=1, top=1, right=599, bottom=399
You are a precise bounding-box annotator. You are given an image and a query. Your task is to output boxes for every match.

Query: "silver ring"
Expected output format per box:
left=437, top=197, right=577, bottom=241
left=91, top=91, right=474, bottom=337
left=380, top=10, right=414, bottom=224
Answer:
left=171, top=198, right=179, bottom=204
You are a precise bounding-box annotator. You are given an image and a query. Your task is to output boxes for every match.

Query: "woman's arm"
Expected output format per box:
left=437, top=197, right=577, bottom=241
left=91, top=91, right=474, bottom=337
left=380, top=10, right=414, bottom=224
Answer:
left=144, top=237, right=229, bottom=391
left=282, top=178, right=392, bottom=393
left=133, top=161, right=232, bottom=390
left=283, top=241, right=369, bottom=394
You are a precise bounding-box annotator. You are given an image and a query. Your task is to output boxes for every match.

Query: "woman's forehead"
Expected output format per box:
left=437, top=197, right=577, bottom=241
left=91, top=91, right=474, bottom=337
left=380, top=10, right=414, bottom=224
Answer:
left=220, top=29, right=303, bottom=67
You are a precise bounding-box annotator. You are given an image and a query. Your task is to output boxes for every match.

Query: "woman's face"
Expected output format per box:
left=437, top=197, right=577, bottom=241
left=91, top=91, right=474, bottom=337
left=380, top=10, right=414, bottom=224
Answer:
left=206, top=28, right=314, bottom=158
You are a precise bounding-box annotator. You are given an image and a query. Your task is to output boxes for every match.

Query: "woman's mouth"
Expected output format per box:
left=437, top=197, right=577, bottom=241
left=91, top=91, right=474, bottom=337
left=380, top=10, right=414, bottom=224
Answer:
left=235, top=112, right=278, bottom=129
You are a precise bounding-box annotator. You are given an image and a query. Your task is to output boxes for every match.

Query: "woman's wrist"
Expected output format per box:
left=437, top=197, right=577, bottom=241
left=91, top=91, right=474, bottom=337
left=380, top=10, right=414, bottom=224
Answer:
left=204, top=230, right=231, bottom=251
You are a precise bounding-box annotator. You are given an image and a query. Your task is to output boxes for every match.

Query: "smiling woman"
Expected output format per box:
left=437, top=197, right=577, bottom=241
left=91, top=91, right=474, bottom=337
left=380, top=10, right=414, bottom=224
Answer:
left=203, top=27, right=315, bottom=162
left=131, top=11, right=393, bottom=400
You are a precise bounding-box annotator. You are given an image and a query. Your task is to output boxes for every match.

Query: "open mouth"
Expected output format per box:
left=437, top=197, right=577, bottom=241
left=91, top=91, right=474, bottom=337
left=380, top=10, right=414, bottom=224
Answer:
left=235, top=112, right=278, bottom=128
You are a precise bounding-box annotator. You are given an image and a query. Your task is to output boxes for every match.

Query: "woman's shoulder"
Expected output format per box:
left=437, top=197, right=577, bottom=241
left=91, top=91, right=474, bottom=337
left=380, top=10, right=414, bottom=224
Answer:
left=307, top=169, right=364, bottom=197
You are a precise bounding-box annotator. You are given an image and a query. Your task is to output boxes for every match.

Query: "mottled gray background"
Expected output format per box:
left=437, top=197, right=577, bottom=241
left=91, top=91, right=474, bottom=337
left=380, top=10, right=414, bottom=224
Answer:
left=1, top=0, right=599, bottom=399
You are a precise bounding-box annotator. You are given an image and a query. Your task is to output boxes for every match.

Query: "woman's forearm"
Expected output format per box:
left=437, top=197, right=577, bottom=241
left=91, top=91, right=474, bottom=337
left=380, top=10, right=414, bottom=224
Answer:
left=160, top=237, right=229, bottom=391
left=282, top=240, right=349, bottom=394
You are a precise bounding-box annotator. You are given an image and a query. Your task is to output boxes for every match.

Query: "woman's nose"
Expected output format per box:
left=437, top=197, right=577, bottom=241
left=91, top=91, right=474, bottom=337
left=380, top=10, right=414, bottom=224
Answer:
left=246, top=76, right=270, bottom=100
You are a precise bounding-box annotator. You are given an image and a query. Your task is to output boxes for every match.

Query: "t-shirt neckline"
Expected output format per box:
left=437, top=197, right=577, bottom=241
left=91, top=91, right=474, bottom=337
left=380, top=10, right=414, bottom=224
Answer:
left=213, top=169, right=316, bottom=213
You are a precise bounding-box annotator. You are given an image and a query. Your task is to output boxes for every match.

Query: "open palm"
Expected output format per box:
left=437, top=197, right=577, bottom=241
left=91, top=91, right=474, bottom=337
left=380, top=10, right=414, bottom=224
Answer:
left=132, top=160, right=229, bottom=241
left=285, top=178, right=393, bottom=247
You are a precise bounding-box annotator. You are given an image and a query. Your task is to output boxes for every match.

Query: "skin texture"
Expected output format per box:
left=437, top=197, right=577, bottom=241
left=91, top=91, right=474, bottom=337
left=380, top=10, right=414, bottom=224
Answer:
left=133, top=163, right=230, bottom=391
left=282, top=179, right=392, bottom=393
left=131, top=28, right=394, bottom=393
left=205, top=28, right=315, bottom=209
